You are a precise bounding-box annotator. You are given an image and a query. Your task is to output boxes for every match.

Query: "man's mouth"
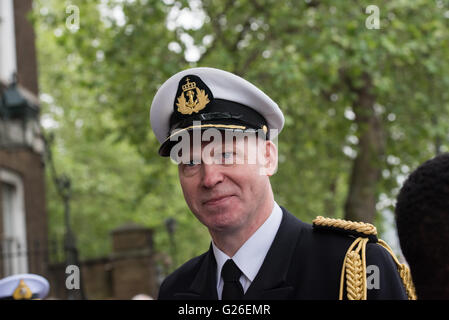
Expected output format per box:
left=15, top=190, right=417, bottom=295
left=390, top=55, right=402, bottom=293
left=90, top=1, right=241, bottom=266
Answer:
left=203, top=195, right=234, bottom=206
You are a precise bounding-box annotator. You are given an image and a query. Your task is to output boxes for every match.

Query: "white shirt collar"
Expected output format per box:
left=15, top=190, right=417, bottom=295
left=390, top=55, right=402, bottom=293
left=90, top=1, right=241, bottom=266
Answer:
left=212, top=201, right=283, bottom=285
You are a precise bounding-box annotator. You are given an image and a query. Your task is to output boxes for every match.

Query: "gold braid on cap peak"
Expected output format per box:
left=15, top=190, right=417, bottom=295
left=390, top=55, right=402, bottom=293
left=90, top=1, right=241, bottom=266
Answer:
left=312, top=216, right=417, bottom=300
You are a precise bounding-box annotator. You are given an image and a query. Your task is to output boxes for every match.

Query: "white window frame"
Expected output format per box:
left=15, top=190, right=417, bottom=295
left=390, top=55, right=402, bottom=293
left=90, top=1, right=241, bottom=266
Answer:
left=0, top=0, right=18, bottom=84
left=0, top=168, right=28, bottom=275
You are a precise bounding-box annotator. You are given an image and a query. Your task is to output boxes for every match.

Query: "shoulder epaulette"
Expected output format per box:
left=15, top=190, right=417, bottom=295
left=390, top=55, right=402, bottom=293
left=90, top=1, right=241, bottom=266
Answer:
left=312, top=216, right=378, bottom=243
left=312, top=215, right=417, bottom=300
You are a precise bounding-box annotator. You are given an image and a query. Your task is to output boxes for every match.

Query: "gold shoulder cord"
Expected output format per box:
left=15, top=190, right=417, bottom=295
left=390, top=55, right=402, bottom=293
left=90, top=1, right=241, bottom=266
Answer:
left=377, top=239, right=417, bottom=300
left=312, top=216, right=417, bottom=300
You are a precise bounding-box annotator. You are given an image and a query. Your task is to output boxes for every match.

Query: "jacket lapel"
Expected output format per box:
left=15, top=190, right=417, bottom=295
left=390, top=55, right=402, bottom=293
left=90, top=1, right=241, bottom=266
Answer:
left=173, top=245, right=218, bottom=300
left=243, top=207, right=303, bottom=300
left=172, top=208, right=304, bottom=300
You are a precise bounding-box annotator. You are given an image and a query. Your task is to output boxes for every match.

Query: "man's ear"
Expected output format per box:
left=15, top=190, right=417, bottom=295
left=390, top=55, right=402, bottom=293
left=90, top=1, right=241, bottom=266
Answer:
left=260, top=140, right=278, bottom=176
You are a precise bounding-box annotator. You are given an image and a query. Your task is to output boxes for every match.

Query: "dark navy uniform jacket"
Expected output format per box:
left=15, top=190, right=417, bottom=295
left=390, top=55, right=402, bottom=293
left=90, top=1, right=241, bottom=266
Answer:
left=158, top=207, right=408, bottom=300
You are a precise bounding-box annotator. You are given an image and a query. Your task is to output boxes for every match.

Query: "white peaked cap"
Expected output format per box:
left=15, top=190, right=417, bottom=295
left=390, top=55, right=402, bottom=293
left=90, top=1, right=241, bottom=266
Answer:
left=150, top=67, right=284, bottom=156
left=0, top=273, right=50, bottom=299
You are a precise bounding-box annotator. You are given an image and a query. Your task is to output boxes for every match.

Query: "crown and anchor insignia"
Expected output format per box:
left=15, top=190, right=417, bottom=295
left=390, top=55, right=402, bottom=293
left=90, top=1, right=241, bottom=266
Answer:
left=176, top=77, right=210, bottom=115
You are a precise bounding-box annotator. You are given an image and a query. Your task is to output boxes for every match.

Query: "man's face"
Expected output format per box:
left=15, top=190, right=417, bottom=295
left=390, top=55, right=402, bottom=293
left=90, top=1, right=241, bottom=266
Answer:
left=178, top=134, right=277, bottom=234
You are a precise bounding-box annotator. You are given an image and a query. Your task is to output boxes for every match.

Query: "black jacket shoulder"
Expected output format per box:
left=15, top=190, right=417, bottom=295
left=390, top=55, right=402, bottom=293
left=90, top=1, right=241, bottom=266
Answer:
left=158, top=208, right=407, bottom=300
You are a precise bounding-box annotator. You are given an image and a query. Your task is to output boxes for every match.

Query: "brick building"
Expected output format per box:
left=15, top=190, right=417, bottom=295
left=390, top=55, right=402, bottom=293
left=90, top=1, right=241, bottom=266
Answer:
left=0, top=0, right=48, bottom=278
left=1, top=1, right=160, bottom=299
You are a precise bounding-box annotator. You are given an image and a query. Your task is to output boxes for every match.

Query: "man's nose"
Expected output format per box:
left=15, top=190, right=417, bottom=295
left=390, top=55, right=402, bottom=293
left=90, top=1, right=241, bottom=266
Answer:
left=201, top=163, right=224, bottom=188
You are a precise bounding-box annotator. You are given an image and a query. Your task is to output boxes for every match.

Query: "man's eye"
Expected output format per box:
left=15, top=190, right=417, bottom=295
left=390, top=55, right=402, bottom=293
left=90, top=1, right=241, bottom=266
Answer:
left=220, top=152, right=236, bottom=164
left=222, top=152, right=233, bottom=159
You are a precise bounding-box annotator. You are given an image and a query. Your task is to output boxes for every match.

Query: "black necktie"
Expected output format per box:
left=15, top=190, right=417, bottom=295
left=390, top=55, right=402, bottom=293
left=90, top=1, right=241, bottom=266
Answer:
left=221, top=259, right=244, bottom=300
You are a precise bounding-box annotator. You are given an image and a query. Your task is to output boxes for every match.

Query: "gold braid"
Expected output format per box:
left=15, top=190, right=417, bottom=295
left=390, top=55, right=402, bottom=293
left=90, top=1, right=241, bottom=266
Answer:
left=313, top=216, right=417, bottom=300
left=377, top=239, right=417, bottom=300
left=313, top=216, right=377, bottom=235
left=339, top=237, right=369, bottom=300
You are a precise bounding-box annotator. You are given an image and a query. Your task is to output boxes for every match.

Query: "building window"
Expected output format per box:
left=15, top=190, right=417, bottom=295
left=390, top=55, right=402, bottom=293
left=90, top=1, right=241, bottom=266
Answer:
left=0, top=0, right=18, bottom=83
left=0, top=169, right=28, bottom=276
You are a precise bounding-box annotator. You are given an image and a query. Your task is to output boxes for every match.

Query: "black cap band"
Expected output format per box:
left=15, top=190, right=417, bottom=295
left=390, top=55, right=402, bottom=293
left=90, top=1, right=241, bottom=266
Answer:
left=169, top=99, right=267, bottom=134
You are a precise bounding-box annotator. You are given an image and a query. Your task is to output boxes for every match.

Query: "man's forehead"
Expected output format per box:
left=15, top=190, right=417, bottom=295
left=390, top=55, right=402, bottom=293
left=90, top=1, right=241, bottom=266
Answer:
left=188, top=140, right=241, bottom=156
left=189, top=132, right=260, bottom=150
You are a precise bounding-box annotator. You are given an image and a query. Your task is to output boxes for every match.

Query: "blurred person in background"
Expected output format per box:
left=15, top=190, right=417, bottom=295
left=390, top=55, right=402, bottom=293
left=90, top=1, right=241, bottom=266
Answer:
left=395, top=153, right=449, bottom=299
left=150, top=67, right=411, bottom=300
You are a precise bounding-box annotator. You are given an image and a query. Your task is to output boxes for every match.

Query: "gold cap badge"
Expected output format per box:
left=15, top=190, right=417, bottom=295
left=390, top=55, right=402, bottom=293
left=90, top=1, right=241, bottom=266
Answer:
left=176, top=78, right=210, bottom=115
left=12, top=279, right=33, bottom=300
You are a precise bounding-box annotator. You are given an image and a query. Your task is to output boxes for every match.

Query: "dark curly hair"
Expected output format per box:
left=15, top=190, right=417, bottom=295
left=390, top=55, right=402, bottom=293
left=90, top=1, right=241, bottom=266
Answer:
left=395, top=153, right=449, bottom=299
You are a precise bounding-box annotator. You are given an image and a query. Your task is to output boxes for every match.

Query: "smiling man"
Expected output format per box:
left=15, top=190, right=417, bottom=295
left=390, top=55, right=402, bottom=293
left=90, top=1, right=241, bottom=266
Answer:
left=150, top=67, right=412, bottom=300
left=178, top=134, right=277, bottom=260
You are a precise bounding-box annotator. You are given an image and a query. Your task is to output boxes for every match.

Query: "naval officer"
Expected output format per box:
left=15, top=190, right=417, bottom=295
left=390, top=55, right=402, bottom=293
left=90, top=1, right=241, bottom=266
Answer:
left=150, top=67, right=414, bottom=300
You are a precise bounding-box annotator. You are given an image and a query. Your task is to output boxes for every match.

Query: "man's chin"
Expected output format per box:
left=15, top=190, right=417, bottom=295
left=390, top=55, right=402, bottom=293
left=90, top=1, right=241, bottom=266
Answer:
left=200, top=208, right=243, bottom=232
left=207, top=221, right=241, bottom=234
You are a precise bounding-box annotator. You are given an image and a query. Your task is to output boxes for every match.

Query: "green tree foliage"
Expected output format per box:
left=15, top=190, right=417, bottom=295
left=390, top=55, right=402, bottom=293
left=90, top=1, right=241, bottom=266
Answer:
left=33, top=0, right=210, bottom=272
left=33, top=0, right=449, bottom=269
